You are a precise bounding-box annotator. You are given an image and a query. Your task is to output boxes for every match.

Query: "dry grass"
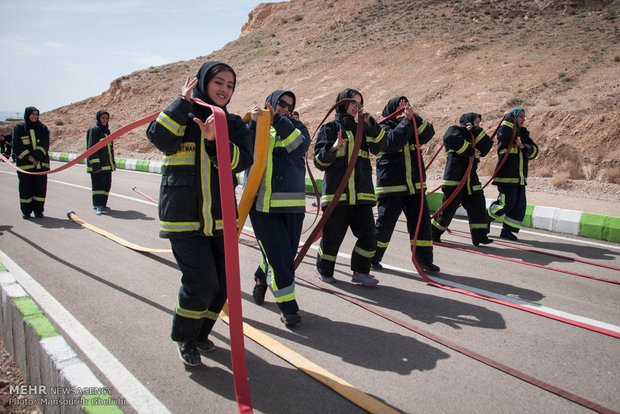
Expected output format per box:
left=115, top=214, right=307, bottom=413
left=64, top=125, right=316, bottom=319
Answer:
left=581, top=164, right=594, bottom=180
left=537, top=166, right=553, bottom=177
left=551, top=171, right=571, bottom=187
left=601, top=167, right=620, bottom=184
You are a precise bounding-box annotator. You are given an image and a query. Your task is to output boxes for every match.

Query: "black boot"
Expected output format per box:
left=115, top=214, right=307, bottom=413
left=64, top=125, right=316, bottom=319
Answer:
left=473, top=236, right=494, bottom=246
left=252, top=280, right=267, bottom=305
left=280, top=312, right=302, bottom=327
left=500, top=229, right=517, bottom=241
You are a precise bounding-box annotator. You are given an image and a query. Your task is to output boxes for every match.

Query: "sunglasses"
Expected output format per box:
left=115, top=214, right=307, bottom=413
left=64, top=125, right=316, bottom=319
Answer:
left=276, top=99, right=294, bottom=111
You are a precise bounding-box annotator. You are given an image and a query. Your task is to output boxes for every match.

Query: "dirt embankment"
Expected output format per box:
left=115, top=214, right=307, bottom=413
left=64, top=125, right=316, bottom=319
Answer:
left=1, top=0, right=618, bottom=215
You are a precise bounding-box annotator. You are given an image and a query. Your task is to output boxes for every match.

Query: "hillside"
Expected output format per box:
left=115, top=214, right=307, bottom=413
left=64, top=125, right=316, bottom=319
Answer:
left=2, top=0, right=619, bottom=208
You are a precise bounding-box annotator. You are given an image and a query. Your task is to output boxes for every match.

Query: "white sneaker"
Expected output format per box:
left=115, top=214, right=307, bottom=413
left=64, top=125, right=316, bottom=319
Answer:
left=352, top=272, right=379, bottom=286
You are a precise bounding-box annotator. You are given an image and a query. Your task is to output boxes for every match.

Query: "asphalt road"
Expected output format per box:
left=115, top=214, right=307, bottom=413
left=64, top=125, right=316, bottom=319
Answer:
left=1, top=161, right=619, bottom=414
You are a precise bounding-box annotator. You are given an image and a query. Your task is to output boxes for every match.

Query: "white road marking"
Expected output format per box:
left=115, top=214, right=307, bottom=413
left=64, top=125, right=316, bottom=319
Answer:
left=0, top=250, right=171, bottom=414
left=307, top=246, right=620, bottom=335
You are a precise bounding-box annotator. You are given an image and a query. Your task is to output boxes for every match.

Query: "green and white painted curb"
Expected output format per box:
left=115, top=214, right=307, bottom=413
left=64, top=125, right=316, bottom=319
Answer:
left=53, top=152, right=162, bottom=174
left=306, top=177, right=619, bottom=243
left=0, top=261, right=123, bottom=413
left=51, top=152, right=619, bottom=243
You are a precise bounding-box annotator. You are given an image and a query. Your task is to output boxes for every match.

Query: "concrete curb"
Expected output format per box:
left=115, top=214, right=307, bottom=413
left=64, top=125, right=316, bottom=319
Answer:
left=304, top=176, right=619, bottom=243
left=51, top=152, right=619, bottom=243
left=0, top=261, right=123, bottom=413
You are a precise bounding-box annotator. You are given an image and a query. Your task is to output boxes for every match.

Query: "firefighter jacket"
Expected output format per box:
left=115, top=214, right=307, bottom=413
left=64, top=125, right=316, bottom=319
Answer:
left=492, top=114, right=538, bottom=186
left=1, top=133, right=12, bottom=157
left=248, top=90, right=311, bottom=214
left=314, top=113, right=385, bottom=207
left=442, top=123, right=493, bottom=194
left=86, top=110, right=115, bottom=173
left=146, top=96, right=253, bottom=239
left=375, top=114, right=435, bottom=197
left=12, top=111, right=50, bottom=172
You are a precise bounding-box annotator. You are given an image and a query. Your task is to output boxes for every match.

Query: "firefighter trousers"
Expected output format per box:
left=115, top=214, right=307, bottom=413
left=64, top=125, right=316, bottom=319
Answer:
left=487, top=184, right=527, bottom=233
left=169, top=234, right=227, bottom=343
left=17, top=172, right=47, bottom=216
left=249, top=208, right=303, bottom=314
left=90, top=172, right=112, bottom=208
left=316, top=204, right=375, bottom=277
left=432, top=186, right=490, bottom=243
left=373, top=194, right=434, bottom=265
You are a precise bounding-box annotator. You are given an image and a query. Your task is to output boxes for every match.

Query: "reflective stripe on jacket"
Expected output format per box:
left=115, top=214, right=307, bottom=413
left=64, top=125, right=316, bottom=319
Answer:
left=12, top=122, right=50, bottom=171
left=375, top=114, right=435, bottom=197
left=86, top=124, right=115, bottom=173
left=146, top=97, right=253, bottom=238
left=252, top=114, right=311, bottom=213
left=492, top=116, right=538, bottom=186
left=314, top=114, right=385, bottom=207
left=441, top=125, right=493, bottom=194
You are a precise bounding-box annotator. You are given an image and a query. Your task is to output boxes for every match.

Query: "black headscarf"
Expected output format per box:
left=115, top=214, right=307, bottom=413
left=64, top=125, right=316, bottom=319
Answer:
left=382, top=96, right=409, bottom=117
left=265, top=89, right=296, bottom=111
left=24, top=107, right=41, bottom=128
left=96, top=110, right=110, bottom=134
left=193, top=61, right=236, bottom=110
left=459, top=112, right=481, bottom=127
left=336, top=88, right=363, bottom=114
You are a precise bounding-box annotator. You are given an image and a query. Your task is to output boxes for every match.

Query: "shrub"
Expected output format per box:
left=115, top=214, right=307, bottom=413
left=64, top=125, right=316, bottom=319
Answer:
left=551, top=171, right=570, bottom=187
left=54, top=120, right=64, bottom=126
left=603, top=10, right=616, bottom=21
left=505, top=97, right=524, bottom=107
left=445, top=43, right=479, bottom=57
left=537, top=166, right=552, bottom=177
left=293, top=14, right=303, bottom=21
left=582, top=164, right=594, bottom=180
left=602, top=167, right=620, bottom=184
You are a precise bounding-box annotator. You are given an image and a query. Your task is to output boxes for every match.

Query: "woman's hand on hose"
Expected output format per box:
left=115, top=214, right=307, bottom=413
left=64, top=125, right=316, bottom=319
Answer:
left=193, top=114, right=216, bottom=141
left=330, top=130, right=346, bottom=152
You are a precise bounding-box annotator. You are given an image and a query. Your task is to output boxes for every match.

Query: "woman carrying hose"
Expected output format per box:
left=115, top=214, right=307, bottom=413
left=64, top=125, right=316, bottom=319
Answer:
left=314, top=88, right=386, bottom=286
left=146, top=61, right=253, bottom=366
left=371, top=96, right=440, bottom=274
left=487, top=108, right=538, bottom=241
left=431, top=112, right=494, bottom=246
left=247, top=89, right=311, bottom=327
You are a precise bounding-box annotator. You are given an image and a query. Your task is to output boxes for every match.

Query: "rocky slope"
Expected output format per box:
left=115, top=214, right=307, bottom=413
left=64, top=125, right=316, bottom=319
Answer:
left=2, top=0, right=619, bottom=186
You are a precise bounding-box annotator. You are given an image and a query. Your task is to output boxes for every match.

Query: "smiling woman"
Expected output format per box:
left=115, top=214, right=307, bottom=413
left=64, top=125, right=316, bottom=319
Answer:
left=145, top=60, right=254, bottom=367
